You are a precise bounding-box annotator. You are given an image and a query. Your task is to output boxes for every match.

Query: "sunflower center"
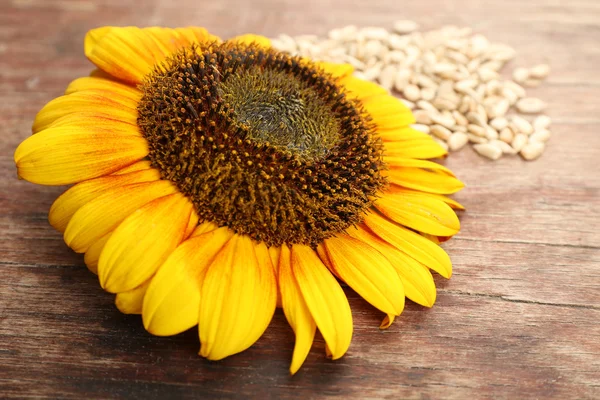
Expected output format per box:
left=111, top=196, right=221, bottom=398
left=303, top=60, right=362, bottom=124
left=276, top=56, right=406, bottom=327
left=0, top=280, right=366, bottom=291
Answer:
left=137, top=41, right=386, bottom=247
left=218, top=66, right=340, bottom=160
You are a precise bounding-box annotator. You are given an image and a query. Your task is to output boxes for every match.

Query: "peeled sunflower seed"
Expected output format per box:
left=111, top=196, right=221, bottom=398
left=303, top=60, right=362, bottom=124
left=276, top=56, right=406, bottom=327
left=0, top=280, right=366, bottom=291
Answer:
left=413, top=110, right=433, bottom=124
left=503, top=81, right=526, bottom=98
left=432, top=97, right=458, bottom=111
left=417, top=100, right=437, bottom=113
left=490, top=117, right=508, bottom=131
left=520, top=142, right=545, bottom=161
left=452, top=111, right=469, bottom=126
left=361, top=27, right=389, bottom=41
left=529, top=64, right=550, bottom=80
left=511, top=133, right=528, bottom=152
left=364, top=62, right=383, bottom=80
left=487, top=98, right=510, bottom=118
left=512, top=67, right=529, bottom=83
left=421, top=87, right=436, bottom=101
left=393, top=20, right=419, bottom=35
left=490, top=139, right=518, bottom=155
left=482, top=60, right=505, bottom=72
left=511, top=116, right=534, bottom=135
left=411, top=124, right=431, bottom=133
left=431, top=124, right=453, bottom=140
left=473, top=143, right=502, bottom=160
left=467, top=133, right=488, bottom=144
left=529, top=129, right=551, bottom=143
left=524, top=79, right=542, bottom=88
left=533, top=115, right=551, bottom=130
left=388, top=35, right=409, bottom=50
left=487, top=43, right=516, bottom=62
left=394, top=69, right=411, bottom=91
left=501, top=87, right=519, bottom=105
left=430, top=112, right=456, bottom=129
left=455, top=79, right=478, bottom=91
left=467, top=124, right=486, bottom=137
left=447, top=132, right=469, bottom=151
left=378, top=65, right=397, bottom=90
left=416, top=74, right=437, bottom=89
left=516, top=97, right=547, bottom=114
left=499, top=127, right=514, bottom=143
left=458, top=96, right=471, bottom=114
left=328, top=26, right=356, bottom=41
left=478, top=68, right=499, bottom=82
left=403, top=84, right=421, bottom=102
left=485, top=126, right=499, bottom=140
left=466, top=111, right=487, bottom=127
left=433, top=62, right=456, bottom=74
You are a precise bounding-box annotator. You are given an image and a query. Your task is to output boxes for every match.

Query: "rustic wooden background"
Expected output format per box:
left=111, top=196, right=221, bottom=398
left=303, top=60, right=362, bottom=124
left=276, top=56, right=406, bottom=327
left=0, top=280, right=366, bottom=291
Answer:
left=1, top=0, right=599, bottom=398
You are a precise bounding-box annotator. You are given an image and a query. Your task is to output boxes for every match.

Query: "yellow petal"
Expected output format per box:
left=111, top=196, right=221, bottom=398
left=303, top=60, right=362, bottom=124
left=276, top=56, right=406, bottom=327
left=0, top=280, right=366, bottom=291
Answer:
left=255, top=242, right=281, bottom=308
left=85, top=26, right=220, bottom=84
left=291, top=244, right=353, bottom=360
left=383, top=137, right=448, bottom=159
left=199, top=234, right=277, bottom=360
left=278, top=245, right=316, bottom=374
left=315, top=245, right=341, bottom=281
left=375, top=192, right=460, bottom=236
left=387, top=186, right=465, bottom=210
left=317, top=61, right=354, bottom=79
left=83, top=231, right=112, bottom=275
left=184, top=210, right=200, bottom=239
left=89, top=68, right=114, bottom=80
left=322, top=234, right=405, bottom=318
left=98, top=192, right=193, bottom=293
left=64, top=180, right=177, bottom=253
left=387, top=167, right=464, bottom=195
left=65, top=76, right=141, bottom=100
left=49, top=168, right=160, bottom=233
left=340, top=75, right=387, bottom=100
left=384, top=157, right=456, bottom=176
left=15, top=127, right=148, bottom=185
left=377, top=126, right=431, bottom=143
left=361, top=94, right=416, bottom=129
left=142, top=227, right=233, bottom=336
left=229, top=34, right=270, bottom=48
left=112, top=160, right=154, bottom=175
left=346, top=225, right=436, bottom=307
left=268, top=245, right=283, bottom=308
left=422, top=233, right=441, bottom=244
left=33, top=91, right=138, bottom=133
left=379, top=314, right=396, bottom=329
left=190, top=220, right=220, bottom=237
left=46, top=113, right=141, bottom=134
left=364, top=212, right=452, bottom=278
left=145, top=26, right=220, bottom=54
left=115, top=278, right=152, bottom=315
left=268, top=246, right=282, bottom=276
left=84, top=26, right=168, bottom=84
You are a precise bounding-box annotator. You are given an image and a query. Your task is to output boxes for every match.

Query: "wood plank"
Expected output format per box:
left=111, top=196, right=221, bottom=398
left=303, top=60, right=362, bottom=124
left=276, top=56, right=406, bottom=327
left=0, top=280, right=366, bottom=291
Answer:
left=1, top=0, right=599, bottom=398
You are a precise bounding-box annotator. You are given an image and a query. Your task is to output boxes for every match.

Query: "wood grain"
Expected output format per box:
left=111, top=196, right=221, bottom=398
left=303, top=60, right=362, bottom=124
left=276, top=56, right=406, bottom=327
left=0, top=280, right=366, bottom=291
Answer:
left=1, top=0, right=599, bottom=398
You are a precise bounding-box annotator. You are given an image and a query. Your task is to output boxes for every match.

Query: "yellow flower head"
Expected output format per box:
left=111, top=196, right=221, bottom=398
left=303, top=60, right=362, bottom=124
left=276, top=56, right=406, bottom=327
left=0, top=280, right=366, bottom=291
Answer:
left=14, top=26, right=464, bottom=374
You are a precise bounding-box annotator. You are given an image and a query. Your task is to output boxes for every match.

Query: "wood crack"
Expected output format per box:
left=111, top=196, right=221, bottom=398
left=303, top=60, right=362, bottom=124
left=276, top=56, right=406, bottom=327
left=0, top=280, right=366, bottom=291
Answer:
left=0, top=261, right=81, bottom=269
left=454, top=236, right=600, bottom=250
left=441, top=289, right=600, bottom=310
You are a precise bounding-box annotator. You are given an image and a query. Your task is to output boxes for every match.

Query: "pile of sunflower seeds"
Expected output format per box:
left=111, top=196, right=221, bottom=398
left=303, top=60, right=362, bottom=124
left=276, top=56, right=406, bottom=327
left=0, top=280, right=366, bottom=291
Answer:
left=270, top=22, right=551, bottom=161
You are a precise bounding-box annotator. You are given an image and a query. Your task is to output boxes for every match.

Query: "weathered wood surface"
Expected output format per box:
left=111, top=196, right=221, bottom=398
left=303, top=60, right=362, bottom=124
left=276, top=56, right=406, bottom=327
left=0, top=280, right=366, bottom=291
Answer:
left=1, top=0, right=599, bottom=398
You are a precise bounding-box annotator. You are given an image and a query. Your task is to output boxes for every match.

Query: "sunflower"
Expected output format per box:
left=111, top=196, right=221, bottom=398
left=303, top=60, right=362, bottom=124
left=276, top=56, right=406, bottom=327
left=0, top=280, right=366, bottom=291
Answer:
left=14, top=26, right=464, bottom=374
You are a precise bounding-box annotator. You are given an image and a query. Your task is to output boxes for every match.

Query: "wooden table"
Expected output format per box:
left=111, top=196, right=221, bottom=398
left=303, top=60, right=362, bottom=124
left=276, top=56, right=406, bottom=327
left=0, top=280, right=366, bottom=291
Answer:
left=1, top=0, right=599, bottom=398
